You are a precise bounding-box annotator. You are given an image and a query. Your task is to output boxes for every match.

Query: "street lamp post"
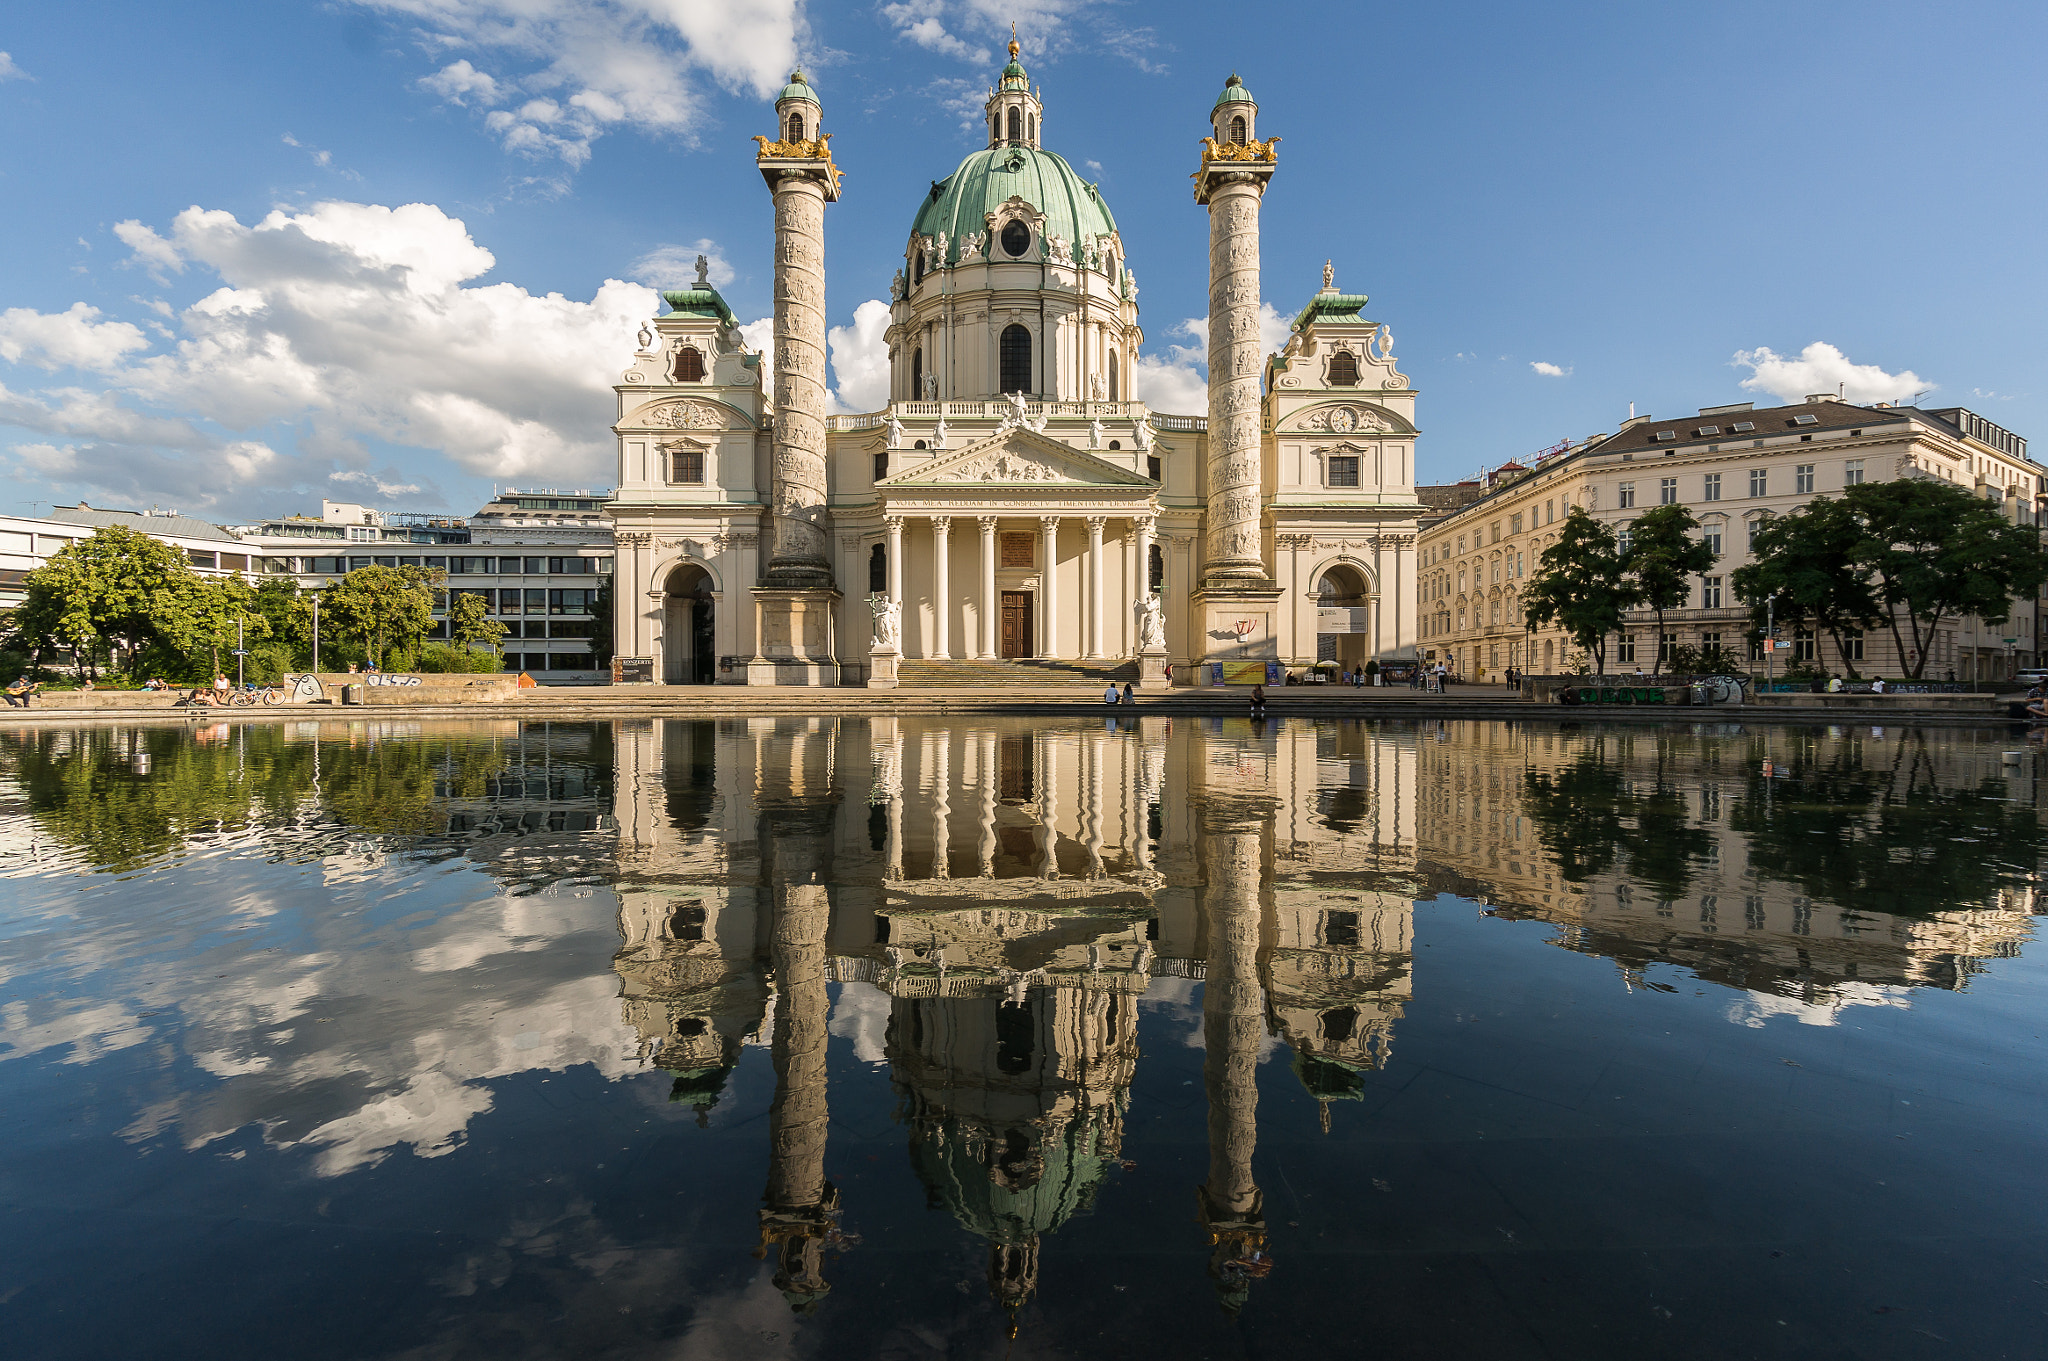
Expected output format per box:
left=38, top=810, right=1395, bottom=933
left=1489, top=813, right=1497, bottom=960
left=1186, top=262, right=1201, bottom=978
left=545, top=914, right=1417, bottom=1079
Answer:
left=311, top=595, right=320, bottom=676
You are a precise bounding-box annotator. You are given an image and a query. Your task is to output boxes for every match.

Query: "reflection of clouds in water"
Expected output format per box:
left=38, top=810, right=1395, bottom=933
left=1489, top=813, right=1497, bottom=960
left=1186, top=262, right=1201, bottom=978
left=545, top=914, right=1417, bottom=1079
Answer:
left=1725, top=982, right=1914, bottom=1029
left=4, top=848, right=638, bottom=1176
left=828, top=979, right=890, bottom=1065
left=1143, top=974, right=1283, bottom=1060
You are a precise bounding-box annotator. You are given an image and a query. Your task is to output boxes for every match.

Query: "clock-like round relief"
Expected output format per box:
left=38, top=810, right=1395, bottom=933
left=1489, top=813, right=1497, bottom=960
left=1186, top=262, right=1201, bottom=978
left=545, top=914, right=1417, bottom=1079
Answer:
left=1000, top=221, right=1031, bottom=257
left=1330, top=406, right=1357, bottom=432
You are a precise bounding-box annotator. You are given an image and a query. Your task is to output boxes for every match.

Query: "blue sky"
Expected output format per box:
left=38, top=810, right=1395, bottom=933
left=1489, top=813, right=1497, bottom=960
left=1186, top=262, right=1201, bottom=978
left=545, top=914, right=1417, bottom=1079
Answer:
left=2, top=0, right=2043, bottom=523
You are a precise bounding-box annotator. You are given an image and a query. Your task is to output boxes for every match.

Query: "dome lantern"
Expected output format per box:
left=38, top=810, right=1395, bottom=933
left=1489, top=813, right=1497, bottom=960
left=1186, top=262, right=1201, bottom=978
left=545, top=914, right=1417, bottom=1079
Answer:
left=985, top=33, right=1043, bottom=150
left=1210, top=73, right=1257, bottom=145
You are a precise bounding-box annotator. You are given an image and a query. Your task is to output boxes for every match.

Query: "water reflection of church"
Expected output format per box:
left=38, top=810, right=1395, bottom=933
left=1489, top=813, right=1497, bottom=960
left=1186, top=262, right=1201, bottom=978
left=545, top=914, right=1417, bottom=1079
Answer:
left=598, top=715, right=2041, bottom=1326
left=605, top=715, right=1417, bottom=1320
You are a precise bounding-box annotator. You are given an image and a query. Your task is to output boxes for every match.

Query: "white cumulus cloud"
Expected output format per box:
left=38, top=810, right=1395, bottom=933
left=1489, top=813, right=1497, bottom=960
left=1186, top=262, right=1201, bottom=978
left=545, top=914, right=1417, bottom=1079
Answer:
left=0, top=199, right=657, bottom=516
left=630, top=239, right=735, bottom=290
left=826, top=298, right=893, bottom=413
left=1732, top=342, right=1928, bottom=406
left=0, top=51, right=28, bottom=82
left=352, top=0, right=805, bottom=168
left=114, top=220, right=186, bottom=276
left=1529, top=360, right=1570, bottom=378
left=0, top=303, right=151, bottom=372
left=1134, top=304, right=1291, bottom=416
left=881, top=3, right=993, bottom=63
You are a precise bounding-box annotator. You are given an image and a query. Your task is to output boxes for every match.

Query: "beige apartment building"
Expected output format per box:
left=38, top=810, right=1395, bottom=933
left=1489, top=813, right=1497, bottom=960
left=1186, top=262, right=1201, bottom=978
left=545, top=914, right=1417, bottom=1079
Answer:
left=1417, top=397, right=2043, bottom=679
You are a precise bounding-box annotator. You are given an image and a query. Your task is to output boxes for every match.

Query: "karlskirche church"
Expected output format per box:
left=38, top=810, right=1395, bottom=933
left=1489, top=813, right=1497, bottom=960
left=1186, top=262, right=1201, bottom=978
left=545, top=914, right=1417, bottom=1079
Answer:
left=606, top=43, right=1423, bottom=687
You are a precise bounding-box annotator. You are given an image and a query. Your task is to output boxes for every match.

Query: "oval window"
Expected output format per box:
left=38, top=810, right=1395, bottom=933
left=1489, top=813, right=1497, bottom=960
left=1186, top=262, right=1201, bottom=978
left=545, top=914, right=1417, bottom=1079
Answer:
left=1001, top=221, right=1031, bottom=257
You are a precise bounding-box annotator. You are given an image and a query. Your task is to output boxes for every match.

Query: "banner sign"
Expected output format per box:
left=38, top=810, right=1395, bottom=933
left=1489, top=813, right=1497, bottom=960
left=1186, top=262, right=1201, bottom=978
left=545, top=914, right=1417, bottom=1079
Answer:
left=1316, top=607, right=1370, bottom=635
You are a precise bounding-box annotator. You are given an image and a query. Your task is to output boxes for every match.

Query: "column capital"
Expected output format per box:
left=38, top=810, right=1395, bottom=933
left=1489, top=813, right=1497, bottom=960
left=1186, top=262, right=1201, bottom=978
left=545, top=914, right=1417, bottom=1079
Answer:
left=1133, top=514, right=1156, bottom=534
left=884, top=514, right=904, bottom=531
left=1084, top=515, right=1108, bottom=533
left=930, top=514, right=952, bottom=533
left=1039, top=515, right=1061, bottom=533
left=977, top=515, right=999, bottom=534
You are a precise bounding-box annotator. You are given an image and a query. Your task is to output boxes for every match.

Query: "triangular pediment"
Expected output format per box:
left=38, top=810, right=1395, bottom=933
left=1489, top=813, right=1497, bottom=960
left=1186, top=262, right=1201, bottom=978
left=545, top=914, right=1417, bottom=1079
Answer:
left=882, top=425, right=1156, bottom=488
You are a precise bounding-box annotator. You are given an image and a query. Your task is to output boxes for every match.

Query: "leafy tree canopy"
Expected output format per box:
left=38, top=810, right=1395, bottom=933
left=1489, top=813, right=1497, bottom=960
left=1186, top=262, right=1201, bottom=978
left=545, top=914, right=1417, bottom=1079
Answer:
left=1522, top=508, right=1637, bottom=673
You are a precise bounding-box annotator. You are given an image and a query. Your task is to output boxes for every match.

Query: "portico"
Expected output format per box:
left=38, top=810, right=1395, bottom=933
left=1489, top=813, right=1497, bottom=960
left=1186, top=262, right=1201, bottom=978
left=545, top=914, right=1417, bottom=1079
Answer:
left=859, top=425, right=1159, bottom=664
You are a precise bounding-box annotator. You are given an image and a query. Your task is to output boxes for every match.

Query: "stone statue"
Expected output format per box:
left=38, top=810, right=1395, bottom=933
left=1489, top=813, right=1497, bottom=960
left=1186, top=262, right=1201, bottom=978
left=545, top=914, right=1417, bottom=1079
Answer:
left=1005, top=390, right=1030, bottom=426
left=885, top=411, right=905, bottom=447
left=635, top=322, right=652, bottom=352
left=1132, top=419, right=1152, bottom=451
left=869, top=594, right=901, bottom=651
left=958, top=231, right=985, bottom=263
left=1135, top=594, right=1165, bottom=651
left=1089, top=416, right=1104, bottom=449
left=922, top=370, right=939, bottom=400
left=694, top=254, right=711, bottom=288
left=1090, top=372, right=1106, bottom=400
left=932, top=231, right=949, bottom=265
left=1322, top=259, right=1334, bottom=290
left=891, top=268, right=905, bottom=301
left=934, top=412, right=949, bottom=446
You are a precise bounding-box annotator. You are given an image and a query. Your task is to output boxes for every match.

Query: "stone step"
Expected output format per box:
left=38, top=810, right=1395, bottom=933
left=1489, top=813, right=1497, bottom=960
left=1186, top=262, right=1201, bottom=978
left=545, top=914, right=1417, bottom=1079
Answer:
left=895, top=658, right=1138, bottom=688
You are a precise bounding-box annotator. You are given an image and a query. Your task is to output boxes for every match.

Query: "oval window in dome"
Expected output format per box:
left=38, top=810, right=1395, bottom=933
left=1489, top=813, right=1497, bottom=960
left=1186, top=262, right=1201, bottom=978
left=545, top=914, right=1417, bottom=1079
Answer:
left=1001, top=220, right=1031, bottom=257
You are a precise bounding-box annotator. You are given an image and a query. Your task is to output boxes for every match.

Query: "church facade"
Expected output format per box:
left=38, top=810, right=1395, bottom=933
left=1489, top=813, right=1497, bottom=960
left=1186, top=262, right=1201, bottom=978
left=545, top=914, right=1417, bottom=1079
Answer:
left=606, top=48, right=1423, bottom=686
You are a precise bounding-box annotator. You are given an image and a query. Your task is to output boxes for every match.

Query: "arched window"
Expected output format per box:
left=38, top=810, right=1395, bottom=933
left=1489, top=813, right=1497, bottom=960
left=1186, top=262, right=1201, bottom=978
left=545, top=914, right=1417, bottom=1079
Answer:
left=1229, top=114, right=1247, bottom=144
left=910, top=347, right=923, bottom=399
left=1000, top=220, right=1031, bottom=257
left=873, top=450, right=888, bottom=481
left=1108, top=351, right=1119, bottom=401
left=913, top=252, right=925, bottom=283
left=1328, top=350, right=1360, bottom=385
left=672, top=346, right=705, bottom=382
left=1027, top=113, right=1036, bottom=143
left=999, top=324, right=1032, bottom=394
left=1108, top=439, right=1121, bottom=450
left=868, top=544, right=886, bottom=594
left=787, top=113, right=805, bottom=142
left=1148, top=543, right=1164, bottom=592
left=1006, top=108, right=1022, bottom=143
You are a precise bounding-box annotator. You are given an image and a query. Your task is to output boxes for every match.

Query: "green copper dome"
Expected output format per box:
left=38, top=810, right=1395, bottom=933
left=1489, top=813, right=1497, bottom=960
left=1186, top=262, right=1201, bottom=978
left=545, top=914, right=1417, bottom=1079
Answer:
left=911, top=146, right=1119, bottom=266
left=1212, top=73, right=1255, bottom=113
left=777, top=69, right=818, bottom=105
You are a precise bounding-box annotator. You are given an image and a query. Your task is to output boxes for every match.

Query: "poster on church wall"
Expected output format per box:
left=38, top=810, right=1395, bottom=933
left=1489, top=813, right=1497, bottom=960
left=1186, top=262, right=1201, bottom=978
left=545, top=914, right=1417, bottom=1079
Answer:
left=1317, top=607, right=1370, bottom=634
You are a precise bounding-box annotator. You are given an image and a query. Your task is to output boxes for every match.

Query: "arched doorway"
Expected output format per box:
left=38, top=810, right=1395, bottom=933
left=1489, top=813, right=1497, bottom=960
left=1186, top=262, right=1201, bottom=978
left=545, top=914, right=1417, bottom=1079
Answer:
left=662, top=563, right=715, bottom=685
left=1314, top=564, right=1374, bottom=674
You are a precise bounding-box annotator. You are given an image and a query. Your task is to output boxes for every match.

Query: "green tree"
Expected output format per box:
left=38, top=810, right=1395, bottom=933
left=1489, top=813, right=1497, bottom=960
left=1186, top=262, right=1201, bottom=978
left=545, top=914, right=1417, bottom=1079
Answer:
left=1522, top=508, right=1637, bottom=674
left=591, top=574, right=615, bottom=668
left=1623, top=503, right=1716, bottom=671
left=15, top=526, right=207, bottom=679
left=163, top=574, right=274, bottom=679
left=1844, top=480, right=2048, bottom=679
left=318, top=565, right=436, bottom=668
left=1731, top=497, right=1886, bottom=679
left=447, top=591, right=507, bottom=651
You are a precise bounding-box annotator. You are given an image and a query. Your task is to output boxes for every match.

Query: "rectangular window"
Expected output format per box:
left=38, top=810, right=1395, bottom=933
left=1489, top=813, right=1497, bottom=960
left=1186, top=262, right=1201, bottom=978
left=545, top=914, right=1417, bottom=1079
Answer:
left=1327, top=454, right=1360, bottom=487
left=498, top=588, right=522, bottom=613
left=1617, top=528, right=1634, bottom=554
left=424, top=556, right=447, bottom=570
left=1749, top=468, right=1767, bottom=497
left=1659, top=477, right=1677, bottom=505
left=1701, top=631, right=1721, bottom=651
left=1794, top=628, right=1815, bottom=662
left=665, top=442, right=700, bottom=480
left=1510, top=512, right=1523, bottom=534
left=1703, top=530, right=1722, bottom=557
left=1844, top=458, right=1865, bottom=485
left=374, top=556, right=396, bottom=568
left=1842, top=628, right=1864, bottom=662
left=1795, top=463, right=1815, bottom=494
left=399, top=556, right=421, bottom=568
left=1701, top=575, right=1722, bottom=608
left=188, top=550, right=218, bottom=569
left=549, top=620, right=596, bottom=639
left=1618, top=481, right=1636, bottom=508
left=1545, top=499, right=1554, bottom=523
left=349, top=556, right=371, bottom=571
left=1147, top=455, right=1161, bottom=481
left=1660, top=632, right=1679, bottom=664
left=1617, top=635, right=1636, bottom=663
left=451, top=586, right=493, bottom=614
left=1000, top=533, right=1035, bottom=568
left=1702, top=472, right=1721, bottom=501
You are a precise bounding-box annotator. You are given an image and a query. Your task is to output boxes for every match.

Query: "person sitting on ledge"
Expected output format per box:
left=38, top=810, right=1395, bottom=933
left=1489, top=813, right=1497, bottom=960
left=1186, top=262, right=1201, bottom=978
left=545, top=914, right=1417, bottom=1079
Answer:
left=1249, top=683, right=1267, bottom=717
left=1870, top=678, right=1887, bottom=694
left=1103, top=682, right=1120, bottom=706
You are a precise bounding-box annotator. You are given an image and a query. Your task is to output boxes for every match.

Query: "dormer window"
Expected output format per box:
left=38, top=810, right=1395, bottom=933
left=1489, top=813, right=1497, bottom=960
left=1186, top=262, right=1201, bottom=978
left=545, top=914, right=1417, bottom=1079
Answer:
left=1229, top=114, right=1247, bottom=144
left=672, top=346, right=705, bottom=383
left=1328, top=350, right=1359, bottom=386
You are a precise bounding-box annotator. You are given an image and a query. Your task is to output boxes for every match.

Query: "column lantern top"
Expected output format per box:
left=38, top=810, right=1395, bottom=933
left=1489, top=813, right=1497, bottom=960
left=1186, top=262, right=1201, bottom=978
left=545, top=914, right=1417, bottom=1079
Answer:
left=1194, top=73, right=1277, bottom=205
left=756, top=68, right=841, bottom=199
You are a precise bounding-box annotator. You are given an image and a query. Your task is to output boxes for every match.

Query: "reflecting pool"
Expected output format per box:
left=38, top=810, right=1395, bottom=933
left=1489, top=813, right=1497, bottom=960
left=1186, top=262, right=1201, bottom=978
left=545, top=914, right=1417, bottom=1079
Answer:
left=2, top=716, right=2045, bottom=1359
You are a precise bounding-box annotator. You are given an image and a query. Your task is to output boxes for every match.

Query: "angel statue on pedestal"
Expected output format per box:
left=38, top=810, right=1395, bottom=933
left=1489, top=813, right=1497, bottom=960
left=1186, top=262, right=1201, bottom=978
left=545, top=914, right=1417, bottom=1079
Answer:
left=868, top=594, right=902, bottom=652
left=1135, top=594, right=1165, bottom=652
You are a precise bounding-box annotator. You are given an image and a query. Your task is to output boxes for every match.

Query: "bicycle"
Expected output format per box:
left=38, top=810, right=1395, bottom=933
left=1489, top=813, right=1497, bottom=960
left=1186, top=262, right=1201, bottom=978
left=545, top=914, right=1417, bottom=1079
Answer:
left=228, top=685, right=286, bottom=707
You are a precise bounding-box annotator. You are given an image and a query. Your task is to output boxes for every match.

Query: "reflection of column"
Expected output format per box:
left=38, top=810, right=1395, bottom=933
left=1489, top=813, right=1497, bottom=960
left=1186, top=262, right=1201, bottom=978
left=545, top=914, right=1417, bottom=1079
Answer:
left=978, top=516, right=999, bottom=659
left=1083, top=727, right=1105, bottom=879
left=979, top=730, right=998, bottom=877
left=754, top=725, right=841, bottom=1314
left=930, top=728, right=950, bottom=879
left=1039, top=516, right=1061, bottom=658
left=1085, top=515, right=1107, bottom=660
left=931, top=516, right=952, bottom=659
left=1198, top=807, right=1271, bottom=1313
left=1037, top=731, right=1059, bottom=879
